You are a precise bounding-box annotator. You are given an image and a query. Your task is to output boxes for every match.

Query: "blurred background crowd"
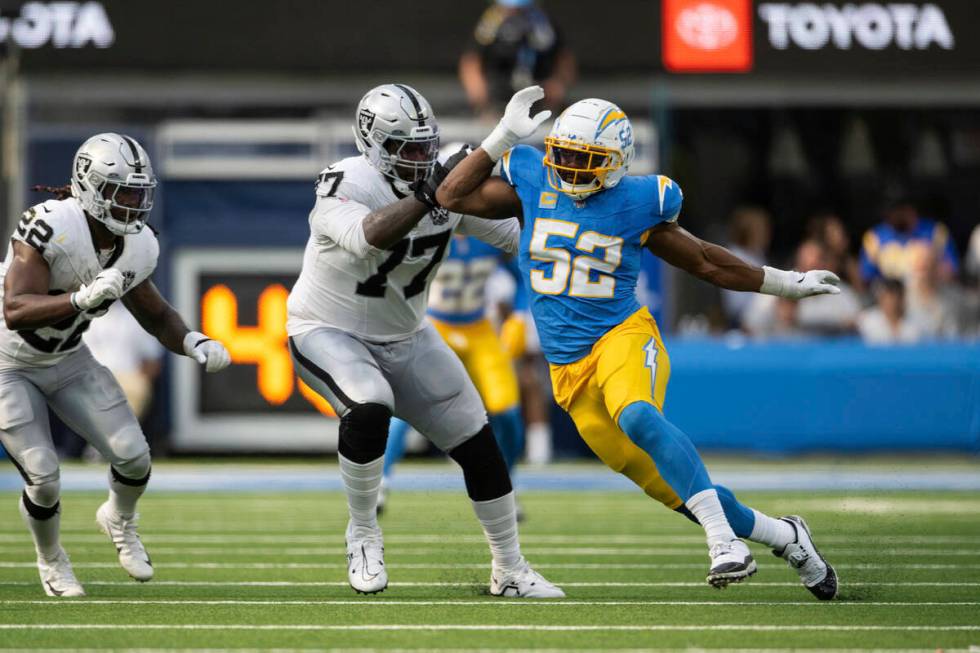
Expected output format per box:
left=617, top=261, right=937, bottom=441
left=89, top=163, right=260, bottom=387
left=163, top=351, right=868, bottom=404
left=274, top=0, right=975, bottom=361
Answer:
left=1, top=0, right=977, bottom=458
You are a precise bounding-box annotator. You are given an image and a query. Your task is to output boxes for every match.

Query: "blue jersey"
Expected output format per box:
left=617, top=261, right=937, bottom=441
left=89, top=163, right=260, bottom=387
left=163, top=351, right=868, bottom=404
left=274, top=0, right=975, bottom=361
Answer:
left=859, top=218, right=959, bottom=282
left=427, top=235, right=509, bottom=324
left=500, top=144, right=683, bottom=364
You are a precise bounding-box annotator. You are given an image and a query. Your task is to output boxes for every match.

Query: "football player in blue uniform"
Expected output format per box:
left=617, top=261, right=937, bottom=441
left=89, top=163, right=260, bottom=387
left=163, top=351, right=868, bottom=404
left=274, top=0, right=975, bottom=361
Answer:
left=433, top=86, right=839, bottom=597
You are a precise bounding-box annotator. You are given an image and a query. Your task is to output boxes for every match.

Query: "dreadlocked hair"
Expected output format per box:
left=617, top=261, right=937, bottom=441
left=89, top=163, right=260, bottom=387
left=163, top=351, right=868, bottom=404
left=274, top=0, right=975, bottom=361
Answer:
left=32, top=184, right=73, bottom=201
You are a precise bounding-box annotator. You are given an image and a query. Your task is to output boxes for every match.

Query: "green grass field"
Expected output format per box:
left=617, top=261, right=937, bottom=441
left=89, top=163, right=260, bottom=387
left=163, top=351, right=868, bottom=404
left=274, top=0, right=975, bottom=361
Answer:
left=1, top=484, right=979, bottom=651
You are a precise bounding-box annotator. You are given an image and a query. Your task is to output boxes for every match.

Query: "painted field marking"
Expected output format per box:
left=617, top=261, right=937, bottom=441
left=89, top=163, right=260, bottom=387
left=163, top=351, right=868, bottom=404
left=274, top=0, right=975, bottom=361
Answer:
left=1, top=546, right=977, bottom=557
left=0, top=548, right=980, bottom=571
left=1, top=580, right=978, bottom=588
left=0, top=624, right=977, bottom=632
left=0, top=599, right=977, bottom=607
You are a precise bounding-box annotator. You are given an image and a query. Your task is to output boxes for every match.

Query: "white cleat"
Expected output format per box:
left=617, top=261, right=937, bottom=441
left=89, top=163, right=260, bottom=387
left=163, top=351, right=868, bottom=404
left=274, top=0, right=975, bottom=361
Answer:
left=490, top=558, right=565, bottom=598
left=707, top=539, right=757, bottom=588
left=96, top=502, right=153, bottom=582
left=37, top=548, right=85, bottom=597
left=775, top=515, right=838, bottom=600
left=346, top=522, right=388, bottom=595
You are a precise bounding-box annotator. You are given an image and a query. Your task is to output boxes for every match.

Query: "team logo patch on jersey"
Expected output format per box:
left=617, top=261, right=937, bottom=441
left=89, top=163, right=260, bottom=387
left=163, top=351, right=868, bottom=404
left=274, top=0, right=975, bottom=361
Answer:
left=538, top=192, right=558, bottom=209
left=429, top=207, right=450, bottom=225
left=122, top=270, right=136, bottom=291
left=357, top=109, right=376, bottom=139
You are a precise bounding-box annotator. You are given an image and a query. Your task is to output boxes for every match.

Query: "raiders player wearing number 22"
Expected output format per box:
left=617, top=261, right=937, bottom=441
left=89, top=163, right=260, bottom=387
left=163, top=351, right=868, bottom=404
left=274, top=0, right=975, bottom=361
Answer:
left=0, top=133, right=231, bottom=598
left=286, top=84, right=562, bottom=598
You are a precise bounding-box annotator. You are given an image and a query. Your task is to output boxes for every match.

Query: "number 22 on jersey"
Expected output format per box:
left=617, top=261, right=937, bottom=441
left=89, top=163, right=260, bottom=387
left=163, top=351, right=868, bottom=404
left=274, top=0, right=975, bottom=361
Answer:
left=529, top=218, right=622, bottom=298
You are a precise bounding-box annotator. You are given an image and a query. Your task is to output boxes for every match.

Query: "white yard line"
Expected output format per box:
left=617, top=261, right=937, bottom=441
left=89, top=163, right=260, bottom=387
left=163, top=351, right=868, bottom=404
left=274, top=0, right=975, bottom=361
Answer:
left=0, top=624, right=977, bottom=632
left=1, top=533, right=978, bottom=545
left=1, top=546, right=977, bottom=557
left=2, top=561, right=979, bottom=571
left=0, top=599, right=977, bottom=607
left=0, top=580, right=977, bottom=588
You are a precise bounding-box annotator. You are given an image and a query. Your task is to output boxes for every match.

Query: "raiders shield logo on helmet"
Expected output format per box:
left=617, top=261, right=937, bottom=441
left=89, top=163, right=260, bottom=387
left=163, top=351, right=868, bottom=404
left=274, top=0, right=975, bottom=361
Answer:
left=358, top=109, right=376, bottom=139
left=75, top=156, right=92, bottom=177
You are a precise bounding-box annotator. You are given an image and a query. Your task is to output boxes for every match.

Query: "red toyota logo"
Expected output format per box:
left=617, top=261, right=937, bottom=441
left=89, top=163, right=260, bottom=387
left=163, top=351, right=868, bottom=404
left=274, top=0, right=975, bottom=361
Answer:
left=663, top=0, right=753, bottom=72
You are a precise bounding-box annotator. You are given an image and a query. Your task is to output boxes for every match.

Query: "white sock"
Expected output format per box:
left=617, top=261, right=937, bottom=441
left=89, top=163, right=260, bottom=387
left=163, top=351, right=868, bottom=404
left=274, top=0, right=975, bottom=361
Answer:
left=685, top=488, right=736, bottom=548
left=472, top=491, right=523, bottom=572
left=750, top=509, right=796, bottom=550
left=339, top=454, right=383, bottom=533
left=108, top=468, right=148, bottom=517
left=525, top=422, right=552, bottom=465
left=19, top=497, right=61, bottom=560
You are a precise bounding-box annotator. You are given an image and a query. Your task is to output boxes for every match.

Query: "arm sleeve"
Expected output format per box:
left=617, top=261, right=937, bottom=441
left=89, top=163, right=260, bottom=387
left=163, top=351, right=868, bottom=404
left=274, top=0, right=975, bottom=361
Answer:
left=457, top=215, right=520, bottom=255
left=309, top=196, right=381, bottom=259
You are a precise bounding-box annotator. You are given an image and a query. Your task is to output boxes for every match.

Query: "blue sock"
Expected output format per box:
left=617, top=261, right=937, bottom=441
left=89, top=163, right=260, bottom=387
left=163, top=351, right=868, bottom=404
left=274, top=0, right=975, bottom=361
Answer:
left=713, top=484, right=756, bottom=538
left=488, top=407, right=525, bottom=472
left=382, top=418, right=412, bottom=478
left=617, top=401, right=713, bottom=502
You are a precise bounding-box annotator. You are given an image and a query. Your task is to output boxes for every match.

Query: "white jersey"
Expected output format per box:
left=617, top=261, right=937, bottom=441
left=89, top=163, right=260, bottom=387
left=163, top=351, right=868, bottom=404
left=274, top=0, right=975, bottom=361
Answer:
left=0, top=197, right=159, bottom=368
left=286, top=155, right=519, bottom=341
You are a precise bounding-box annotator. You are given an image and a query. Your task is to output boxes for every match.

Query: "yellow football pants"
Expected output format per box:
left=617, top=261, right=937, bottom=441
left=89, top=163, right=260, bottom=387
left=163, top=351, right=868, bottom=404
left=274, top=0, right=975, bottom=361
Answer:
left=549, top=307, right=683, bottom=510
left=430, top=318, right=520, bottom=415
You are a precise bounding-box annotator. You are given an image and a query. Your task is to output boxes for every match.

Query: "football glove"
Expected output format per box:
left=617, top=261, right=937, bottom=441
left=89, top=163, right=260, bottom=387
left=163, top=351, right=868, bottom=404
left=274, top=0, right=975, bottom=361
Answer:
left=760, top=266, right=842, bottom=300
left=411, top=144, right=472, bottom=209
left=480, top=86, right=552, bottom=162
left=71, top=268, right=125, bottom=311
left=183, top=331, right=231, bottom=373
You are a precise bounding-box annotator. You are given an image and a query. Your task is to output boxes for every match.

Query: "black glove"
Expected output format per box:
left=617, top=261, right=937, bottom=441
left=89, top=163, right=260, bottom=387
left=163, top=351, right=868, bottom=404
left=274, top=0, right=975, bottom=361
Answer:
left=411, top=144, right=473, bottom=209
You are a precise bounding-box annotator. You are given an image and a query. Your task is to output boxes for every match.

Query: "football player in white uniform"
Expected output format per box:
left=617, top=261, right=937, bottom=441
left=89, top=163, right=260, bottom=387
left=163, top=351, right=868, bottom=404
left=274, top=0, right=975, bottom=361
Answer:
left=286, top=84, right=563, bottom=598
left=0, top=133, right=231, bottom=597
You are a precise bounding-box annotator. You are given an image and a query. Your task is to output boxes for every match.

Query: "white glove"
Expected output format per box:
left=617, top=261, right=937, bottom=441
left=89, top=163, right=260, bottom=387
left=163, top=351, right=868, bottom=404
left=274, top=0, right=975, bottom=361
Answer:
left=480, top=85, right=553, bottom=162
left=760, top=266, right=842, bottom=300
left=183, top=331, right=231, bottom=373
left=70, top=268, right=125, bottom=311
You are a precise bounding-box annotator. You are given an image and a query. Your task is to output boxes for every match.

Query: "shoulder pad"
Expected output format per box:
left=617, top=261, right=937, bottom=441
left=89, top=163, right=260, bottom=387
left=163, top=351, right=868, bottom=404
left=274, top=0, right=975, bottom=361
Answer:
left=12, top=199, right=84, bottom=256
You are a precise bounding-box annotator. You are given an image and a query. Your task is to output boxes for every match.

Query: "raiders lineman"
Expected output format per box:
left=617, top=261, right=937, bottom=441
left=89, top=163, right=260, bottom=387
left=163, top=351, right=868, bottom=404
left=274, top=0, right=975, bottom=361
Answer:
left=286, top=84, right=563, bottom=598
left=0, top=133, right=231, bottom=597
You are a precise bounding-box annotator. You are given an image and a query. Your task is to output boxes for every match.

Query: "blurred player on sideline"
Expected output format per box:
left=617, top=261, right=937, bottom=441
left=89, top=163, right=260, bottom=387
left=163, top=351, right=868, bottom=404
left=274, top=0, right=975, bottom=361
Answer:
left=0, top=134, right=231, bottom=597
left=381, top=232, right=524, bottom=513
left=498, top=275, right=554, bottom=464
left=285, top=84, right=562, bottom=598
left=437, top=87, right=839, bottom=598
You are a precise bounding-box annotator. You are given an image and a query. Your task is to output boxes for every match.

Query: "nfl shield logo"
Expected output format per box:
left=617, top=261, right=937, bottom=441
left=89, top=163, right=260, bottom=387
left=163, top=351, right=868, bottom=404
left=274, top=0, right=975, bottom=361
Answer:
left=430, top=208, right=450, bottom=225
left=122, top=270, right=137, bottom=291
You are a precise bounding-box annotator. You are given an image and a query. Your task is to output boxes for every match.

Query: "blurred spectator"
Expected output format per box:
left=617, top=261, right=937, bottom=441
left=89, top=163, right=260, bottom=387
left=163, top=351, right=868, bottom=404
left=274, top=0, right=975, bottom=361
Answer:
left=744, top=240, right=861, bottom=338
left=459, top=0, right=576, bottom=119
left=859, top=186, right=958, bottom=284
left=83, top=302, right=163, bottom=420
left=857, top=279, right=921, bottom=345
left=904, top=248, right=964, bottom=339
left=721, top=206, right=771, bottom=329
left=806, top=211, right=864, bottom=293
left=967, top=223, right=980, bottom=280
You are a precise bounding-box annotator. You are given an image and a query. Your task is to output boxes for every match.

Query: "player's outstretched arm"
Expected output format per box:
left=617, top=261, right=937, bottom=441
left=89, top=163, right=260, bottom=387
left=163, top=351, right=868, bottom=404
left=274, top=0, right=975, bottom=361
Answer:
left=123, top=279, right=230, bottom=373
left=646, top=223, right=840, bottom=298
left=2, top=241, right=121, bottom=329
left=437, top=86, right=549, bottom=219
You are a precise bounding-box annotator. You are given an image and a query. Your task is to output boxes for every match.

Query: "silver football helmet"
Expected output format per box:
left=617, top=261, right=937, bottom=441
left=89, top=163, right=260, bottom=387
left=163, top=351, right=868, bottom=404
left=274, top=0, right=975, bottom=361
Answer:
left=70, top=133, right=157, bottom=235
left=353, top=84, right=440, bottom=194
